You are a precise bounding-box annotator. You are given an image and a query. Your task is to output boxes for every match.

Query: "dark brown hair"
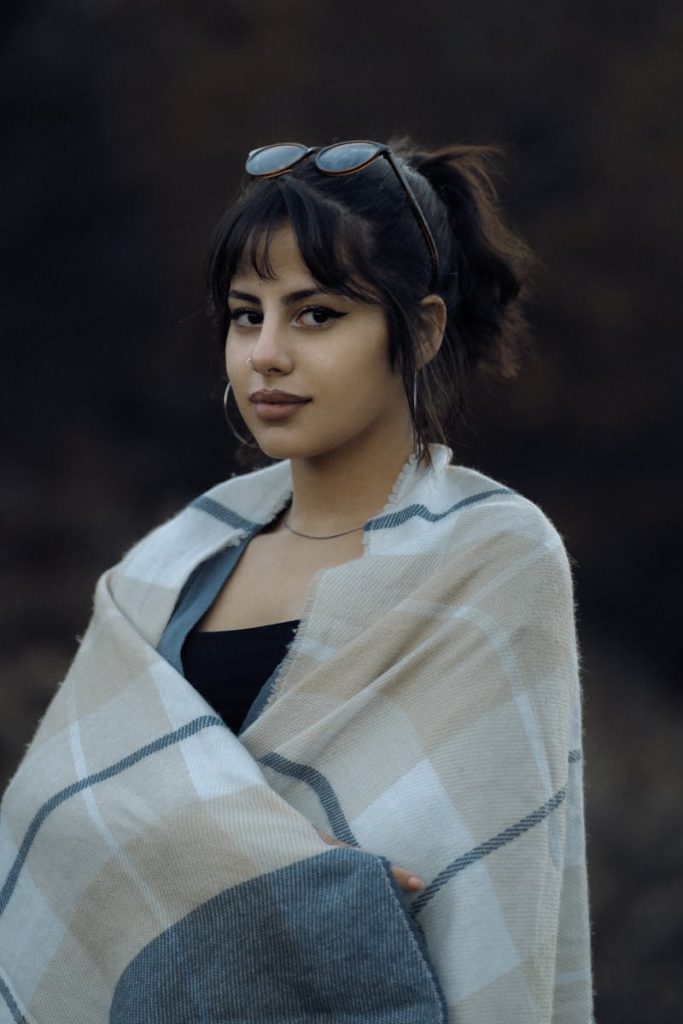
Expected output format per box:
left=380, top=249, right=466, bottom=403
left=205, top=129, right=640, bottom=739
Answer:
left=207, top=139, right=533, bottom=463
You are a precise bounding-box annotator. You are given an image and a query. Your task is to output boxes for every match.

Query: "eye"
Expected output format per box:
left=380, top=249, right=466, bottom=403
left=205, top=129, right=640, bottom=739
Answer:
left=295, top=306, right=347, bottom=328
left=228, top=307, right=262, bottom=328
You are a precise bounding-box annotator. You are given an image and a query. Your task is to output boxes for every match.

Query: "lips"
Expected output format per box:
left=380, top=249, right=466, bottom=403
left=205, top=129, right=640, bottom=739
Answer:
left=249, top=390, right=310, bottom=405
left=248, top=389, right=311, bottom=423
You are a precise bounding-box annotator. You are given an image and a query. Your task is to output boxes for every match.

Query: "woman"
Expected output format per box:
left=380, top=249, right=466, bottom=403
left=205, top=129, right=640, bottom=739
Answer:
left=0, top=141, right=593, bottom=1023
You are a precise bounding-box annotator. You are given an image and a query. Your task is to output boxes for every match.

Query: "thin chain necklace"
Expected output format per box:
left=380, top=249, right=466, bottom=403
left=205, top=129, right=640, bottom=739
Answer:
left=282, top=517, right=367, bottom=541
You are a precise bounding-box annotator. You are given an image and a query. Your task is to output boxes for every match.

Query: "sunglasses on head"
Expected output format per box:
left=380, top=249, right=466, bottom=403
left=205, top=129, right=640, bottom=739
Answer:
left=245, top=140, right=440, bottom=293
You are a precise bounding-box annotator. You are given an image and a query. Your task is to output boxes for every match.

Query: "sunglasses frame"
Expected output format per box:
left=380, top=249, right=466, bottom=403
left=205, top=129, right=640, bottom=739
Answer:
left=245, top=140, right=440, bottom=293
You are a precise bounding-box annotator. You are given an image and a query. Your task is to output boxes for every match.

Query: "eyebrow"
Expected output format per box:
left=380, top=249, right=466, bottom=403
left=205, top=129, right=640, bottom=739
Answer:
left=227, top=287, right=335, bottom=306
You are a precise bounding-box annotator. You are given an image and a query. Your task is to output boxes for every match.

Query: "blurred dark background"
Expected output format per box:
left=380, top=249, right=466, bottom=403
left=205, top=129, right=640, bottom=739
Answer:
left=1, top=1, right=681, bottom=1019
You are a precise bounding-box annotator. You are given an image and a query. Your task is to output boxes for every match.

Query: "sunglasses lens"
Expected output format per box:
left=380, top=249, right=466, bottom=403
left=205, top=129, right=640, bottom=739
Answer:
left=245, top=144, right=310, bottom=177
left=316, top=142, right=380, bottom=173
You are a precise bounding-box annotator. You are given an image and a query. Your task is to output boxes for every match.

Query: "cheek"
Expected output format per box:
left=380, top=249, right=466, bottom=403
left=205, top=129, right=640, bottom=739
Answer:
left=334, top=340, right=400, bottom=397
left=319, top=359, right=404, bottom=434
left=224, top=334, right=243, bottom=378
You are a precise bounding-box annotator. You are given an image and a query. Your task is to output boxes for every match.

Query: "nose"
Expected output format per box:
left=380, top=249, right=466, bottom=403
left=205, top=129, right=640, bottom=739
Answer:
left=248, top=312, right=294, bottom=375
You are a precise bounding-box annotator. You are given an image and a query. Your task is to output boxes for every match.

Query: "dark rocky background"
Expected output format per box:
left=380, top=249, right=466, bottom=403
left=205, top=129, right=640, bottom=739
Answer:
left=1, top=1, right=681, bottom=1018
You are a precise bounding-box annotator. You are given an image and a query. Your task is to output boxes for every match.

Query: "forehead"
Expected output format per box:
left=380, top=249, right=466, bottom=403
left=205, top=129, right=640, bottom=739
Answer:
left=226, top=214, right=381, bottom=308
left=233, top=223, right=313, bottom=285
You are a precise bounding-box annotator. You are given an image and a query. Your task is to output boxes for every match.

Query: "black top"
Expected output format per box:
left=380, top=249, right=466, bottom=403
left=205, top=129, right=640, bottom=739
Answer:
left=181, top=620, right=299, bottom=734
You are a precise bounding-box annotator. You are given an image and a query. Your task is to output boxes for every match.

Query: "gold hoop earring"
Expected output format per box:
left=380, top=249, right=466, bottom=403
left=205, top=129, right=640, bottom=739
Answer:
left=223, top=382, right=259, bottom=448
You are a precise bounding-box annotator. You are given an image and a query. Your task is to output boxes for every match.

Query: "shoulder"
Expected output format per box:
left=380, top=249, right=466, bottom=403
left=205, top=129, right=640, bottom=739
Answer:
left=429, top=462, right=576, bottom=595
left=420, top=467, right=580, bottom=677
left=391, top=454, right=572, bottom=561
left=445, top=463, right=570, bottom=549
left=113, top=461, right=292, bottom=587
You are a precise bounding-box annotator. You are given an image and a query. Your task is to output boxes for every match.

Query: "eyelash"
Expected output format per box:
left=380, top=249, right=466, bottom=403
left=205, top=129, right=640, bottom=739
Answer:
left=227, top=305, right=347, bottom=329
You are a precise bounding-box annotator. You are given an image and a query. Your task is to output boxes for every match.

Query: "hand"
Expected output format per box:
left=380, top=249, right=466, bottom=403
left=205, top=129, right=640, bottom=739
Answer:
left=316, top=828, right=426, bottom=893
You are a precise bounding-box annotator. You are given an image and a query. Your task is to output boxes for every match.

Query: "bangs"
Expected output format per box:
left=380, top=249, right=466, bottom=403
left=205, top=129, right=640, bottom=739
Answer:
left=208, top=176, right=380, bottom=323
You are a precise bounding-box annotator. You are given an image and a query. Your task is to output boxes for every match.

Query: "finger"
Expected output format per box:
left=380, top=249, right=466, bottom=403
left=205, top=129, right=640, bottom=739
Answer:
left=316, top=828, right=349, bottom=849
left=390, top=864, right=426, bottom=892
left=316, top=828, right=425, bottom=892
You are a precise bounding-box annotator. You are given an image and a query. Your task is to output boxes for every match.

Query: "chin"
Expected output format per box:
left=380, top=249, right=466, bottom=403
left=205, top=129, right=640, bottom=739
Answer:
left=249, top=431, right=305, bottom=460
left=256, top=441, right=326, bottom=461
left=253, top=428, right=345, bottom=462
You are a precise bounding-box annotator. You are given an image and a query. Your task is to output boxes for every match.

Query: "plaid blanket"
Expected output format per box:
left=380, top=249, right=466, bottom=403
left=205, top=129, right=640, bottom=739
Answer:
left=0, top=447, right=592, bottom=1023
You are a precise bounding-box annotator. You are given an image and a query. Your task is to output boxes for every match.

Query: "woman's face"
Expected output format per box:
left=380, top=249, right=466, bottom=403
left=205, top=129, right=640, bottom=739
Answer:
left=225, top=223, right=413, bottom=463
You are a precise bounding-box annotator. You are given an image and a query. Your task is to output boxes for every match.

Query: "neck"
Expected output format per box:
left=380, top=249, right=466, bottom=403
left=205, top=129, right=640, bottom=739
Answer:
left=286, top=427, right=416, bottom=535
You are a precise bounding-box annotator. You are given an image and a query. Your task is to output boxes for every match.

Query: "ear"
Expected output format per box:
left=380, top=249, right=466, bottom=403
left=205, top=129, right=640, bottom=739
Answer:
left=416, top=294, right=447, bottom=368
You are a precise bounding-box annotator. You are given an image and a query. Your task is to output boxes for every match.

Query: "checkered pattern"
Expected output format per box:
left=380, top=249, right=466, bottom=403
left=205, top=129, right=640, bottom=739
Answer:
left=0, top=447, right=592, bottom=1023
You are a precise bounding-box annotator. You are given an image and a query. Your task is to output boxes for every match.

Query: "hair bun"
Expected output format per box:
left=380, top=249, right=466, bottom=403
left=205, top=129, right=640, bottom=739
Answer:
left=393, top=139, right=532, bottom=378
